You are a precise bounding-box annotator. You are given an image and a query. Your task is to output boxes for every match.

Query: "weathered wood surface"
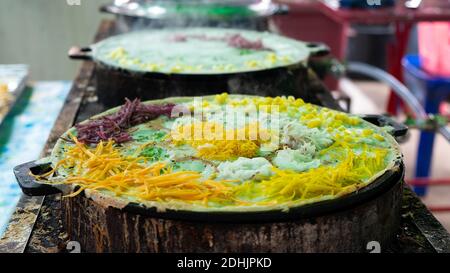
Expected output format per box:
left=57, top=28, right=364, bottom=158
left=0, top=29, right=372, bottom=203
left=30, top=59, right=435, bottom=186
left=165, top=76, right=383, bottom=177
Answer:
left=11, top=19, right=449, bottom=253
left=23, top=20, right=117, bottom=253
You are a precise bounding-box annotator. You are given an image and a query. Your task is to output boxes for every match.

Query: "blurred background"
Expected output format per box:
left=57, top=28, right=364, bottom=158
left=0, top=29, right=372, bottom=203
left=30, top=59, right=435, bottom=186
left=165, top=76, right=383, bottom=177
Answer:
left=0, top=0, right=108, bottom=80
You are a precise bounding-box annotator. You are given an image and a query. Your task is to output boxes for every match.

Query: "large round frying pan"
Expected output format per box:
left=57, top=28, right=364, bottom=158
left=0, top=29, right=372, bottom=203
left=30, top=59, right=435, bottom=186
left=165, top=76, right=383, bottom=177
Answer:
left=14, top=96, right=407, bottom=223
left=69, top=28, right=330, bottom=107
left=13, top=96, right=407, bottom=252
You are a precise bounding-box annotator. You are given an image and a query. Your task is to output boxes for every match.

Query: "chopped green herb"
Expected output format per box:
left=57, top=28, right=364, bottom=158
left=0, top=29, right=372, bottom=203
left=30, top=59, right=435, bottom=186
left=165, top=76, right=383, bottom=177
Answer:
left=133, top=129, right=167, bottom=143
left=139, top=146, right=168, bottom=162
left=238, top=49, right=255, bottom=55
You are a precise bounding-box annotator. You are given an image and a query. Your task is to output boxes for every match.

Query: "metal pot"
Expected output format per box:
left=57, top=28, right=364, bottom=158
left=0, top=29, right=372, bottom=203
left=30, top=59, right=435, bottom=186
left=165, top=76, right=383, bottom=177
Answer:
left=100, top=0, right=289, bottom=32
left=69, top=28, right=329, bottom=107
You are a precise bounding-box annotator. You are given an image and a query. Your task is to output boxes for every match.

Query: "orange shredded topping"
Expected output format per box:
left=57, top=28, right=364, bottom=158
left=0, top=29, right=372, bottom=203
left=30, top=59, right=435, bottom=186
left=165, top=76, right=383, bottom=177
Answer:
left=39, top=135, right=232, bottom=203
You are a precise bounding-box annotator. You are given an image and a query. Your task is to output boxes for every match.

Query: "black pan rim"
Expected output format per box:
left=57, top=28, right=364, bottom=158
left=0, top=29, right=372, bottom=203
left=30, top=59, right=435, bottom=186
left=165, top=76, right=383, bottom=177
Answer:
left=94, top=58, right=307, bottom=79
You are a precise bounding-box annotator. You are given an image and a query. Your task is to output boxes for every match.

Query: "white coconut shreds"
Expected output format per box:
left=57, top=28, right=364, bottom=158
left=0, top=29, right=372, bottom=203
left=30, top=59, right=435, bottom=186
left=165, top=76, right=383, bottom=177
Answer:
left=216, top=157, right=274, bottom=182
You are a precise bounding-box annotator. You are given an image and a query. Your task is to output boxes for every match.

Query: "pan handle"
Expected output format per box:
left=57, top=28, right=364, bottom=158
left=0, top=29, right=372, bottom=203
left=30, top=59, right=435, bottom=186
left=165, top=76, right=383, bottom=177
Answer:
left=306, top=42, right=330, bottom=58
left=68, top=46, right=93, bottom=61
left=13, top=160, right=62, bottom=196
left=360, top=114, right=408, bottom=138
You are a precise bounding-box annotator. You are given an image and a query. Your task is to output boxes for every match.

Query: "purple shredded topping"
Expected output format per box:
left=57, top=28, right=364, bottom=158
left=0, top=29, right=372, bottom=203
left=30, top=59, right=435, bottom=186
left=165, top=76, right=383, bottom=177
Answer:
left=75, top=98, right=175, bottom=144
left=172, top=34, right=188, bottom=42
left=171, top=33, right=270, bottom=51
left=226, top=34, right=265, bottom=50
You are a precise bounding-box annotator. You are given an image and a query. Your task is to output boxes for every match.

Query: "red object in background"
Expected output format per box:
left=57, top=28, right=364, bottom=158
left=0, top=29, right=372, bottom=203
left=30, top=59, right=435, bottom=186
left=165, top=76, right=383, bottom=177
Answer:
left=440, top=101, right=450, bottom=120
left=271, top=2, right=348, bottom=59
left=272, top=0, right=450, bottom=113
left=386, top=22, right=413, bottom=115
left=418, top=22, right=450, bottom=77
left=407, top=178, right=450, bottom=212
left=271, top=1, right=347, bottom=90
left=428, top=206, right=450, bottom=213
left=408, top=178, right=450, bottom=187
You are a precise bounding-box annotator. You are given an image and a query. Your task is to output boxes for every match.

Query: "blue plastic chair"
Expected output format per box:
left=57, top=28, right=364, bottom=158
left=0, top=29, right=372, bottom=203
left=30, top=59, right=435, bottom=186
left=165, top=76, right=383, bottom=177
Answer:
left=403, top=55, right=450, bottom=196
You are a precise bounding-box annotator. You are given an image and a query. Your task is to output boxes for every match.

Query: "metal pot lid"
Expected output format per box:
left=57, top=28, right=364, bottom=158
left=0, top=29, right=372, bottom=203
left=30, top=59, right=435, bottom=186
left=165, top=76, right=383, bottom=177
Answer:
left=101, top=0, right=281, bottom=19
left=86, top=28, right=328, bottom=75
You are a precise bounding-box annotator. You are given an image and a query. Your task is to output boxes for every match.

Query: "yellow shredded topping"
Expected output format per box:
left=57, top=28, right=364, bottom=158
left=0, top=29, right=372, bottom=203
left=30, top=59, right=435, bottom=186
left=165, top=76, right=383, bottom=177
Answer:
left=234, top=142, right=389, bottom=204
left=171, top=121, right=273, bottom=160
